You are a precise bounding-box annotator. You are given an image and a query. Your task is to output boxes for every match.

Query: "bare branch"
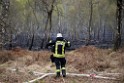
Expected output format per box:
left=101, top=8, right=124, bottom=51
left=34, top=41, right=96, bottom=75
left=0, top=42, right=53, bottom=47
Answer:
left=27, top=0, right=40, bottom=30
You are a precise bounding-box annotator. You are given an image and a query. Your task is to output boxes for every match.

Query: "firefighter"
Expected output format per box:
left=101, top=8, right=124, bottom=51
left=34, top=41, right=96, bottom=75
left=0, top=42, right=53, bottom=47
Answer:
left=47, top=33, right=71, bottom=78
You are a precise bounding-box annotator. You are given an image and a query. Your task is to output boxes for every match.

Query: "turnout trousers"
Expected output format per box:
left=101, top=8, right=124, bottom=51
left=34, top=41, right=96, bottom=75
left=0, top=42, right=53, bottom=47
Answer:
left=54, top=57, right=66, bottom=77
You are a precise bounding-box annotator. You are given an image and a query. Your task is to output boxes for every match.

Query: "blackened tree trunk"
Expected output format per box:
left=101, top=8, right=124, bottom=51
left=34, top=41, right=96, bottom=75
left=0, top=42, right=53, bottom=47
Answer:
left=86, top=0, right=93, bottom=46
left=0, top=0, right=10, bottom=50
left=40, top=39, right=44, bottom=49
left=40, top=12, right=49, bottom=49
left=8, top=26, right=13, bottom=50
left=114, top=0, right=123, bottom=51
left=29, top=34, right=34, bottom=50
left=97, top=18, right=101, bottom=41
left=103, top=24, right=106, bottom=42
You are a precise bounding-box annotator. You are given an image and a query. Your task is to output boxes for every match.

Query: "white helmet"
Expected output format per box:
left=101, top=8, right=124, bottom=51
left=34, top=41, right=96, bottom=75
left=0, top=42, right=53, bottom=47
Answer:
left=57, top=33, right=63, bottom=37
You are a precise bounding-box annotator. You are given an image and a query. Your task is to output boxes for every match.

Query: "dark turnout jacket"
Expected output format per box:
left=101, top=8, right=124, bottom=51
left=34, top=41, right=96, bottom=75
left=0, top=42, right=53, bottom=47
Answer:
left=47, top=37, right=71, bottom=58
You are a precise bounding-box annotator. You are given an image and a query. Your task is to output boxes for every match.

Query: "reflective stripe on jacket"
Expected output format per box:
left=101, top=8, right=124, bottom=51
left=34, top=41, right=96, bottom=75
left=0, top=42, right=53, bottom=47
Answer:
left=53, top=41, right=65, bottom=58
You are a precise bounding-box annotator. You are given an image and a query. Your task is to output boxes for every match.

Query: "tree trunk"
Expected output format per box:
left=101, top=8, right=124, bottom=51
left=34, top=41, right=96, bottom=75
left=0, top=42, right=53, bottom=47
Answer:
left=97, top=17, right=102, bottom=41
left=97, top=27, right=100, bottom=41
left=29, top=34, right=34, bottom=50
left=8, top=26, right=13, bottom=50
left=40, top=39, right=44, bottom=49
left=103, top=23, right=106, bottom=41
left=86, top=0, right=93, bottom=46
left=0, top=0, right=10, bottom=50
left=41, top=13, right=49, bottom=49
left=114, top=0, right=122, bottom=51
left=41, top=0, right=55, bottom=49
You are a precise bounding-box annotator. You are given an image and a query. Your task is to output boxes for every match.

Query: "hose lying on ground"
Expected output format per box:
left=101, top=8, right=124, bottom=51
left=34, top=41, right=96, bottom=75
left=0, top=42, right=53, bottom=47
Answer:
left=24, top=71, right=118, bottom=83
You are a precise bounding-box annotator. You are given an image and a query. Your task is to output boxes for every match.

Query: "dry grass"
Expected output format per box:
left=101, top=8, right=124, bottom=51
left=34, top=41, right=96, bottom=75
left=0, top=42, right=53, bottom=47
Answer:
left=0, top=68, right=6, bottom=74
left=0, top=70, right=35, bottom=83
left=42, top=76, right=116, bottom=83
left=66, top=46, right=124, bottom=76
left=0, top=51, right=14, bottom=63
left=0, top=46, right=124, bottom=83
left=0, top=48, right=52, bottom=83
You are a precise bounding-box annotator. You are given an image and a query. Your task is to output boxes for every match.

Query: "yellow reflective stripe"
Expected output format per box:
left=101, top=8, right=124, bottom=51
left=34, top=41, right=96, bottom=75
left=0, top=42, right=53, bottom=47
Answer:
left=53, top=54, right=65, bottom=58
left=54, top=41, right=65, bottom=58
left=62, top=67, right=66, bottom=70
left=56, top=69, right=60, bottom=72
left=55, top=41, right=60, bottom=55
left=62, top=42, right=65, bottom=55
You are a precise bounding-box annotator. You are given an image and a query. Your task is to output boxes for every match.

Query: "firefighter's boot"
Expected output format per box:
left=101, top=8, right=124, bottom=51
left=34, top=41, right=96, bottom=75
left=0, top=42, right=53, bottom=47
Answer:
left=56, top=71, right=60, bottom=78
left=62, top=69, right=66, bottom=77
